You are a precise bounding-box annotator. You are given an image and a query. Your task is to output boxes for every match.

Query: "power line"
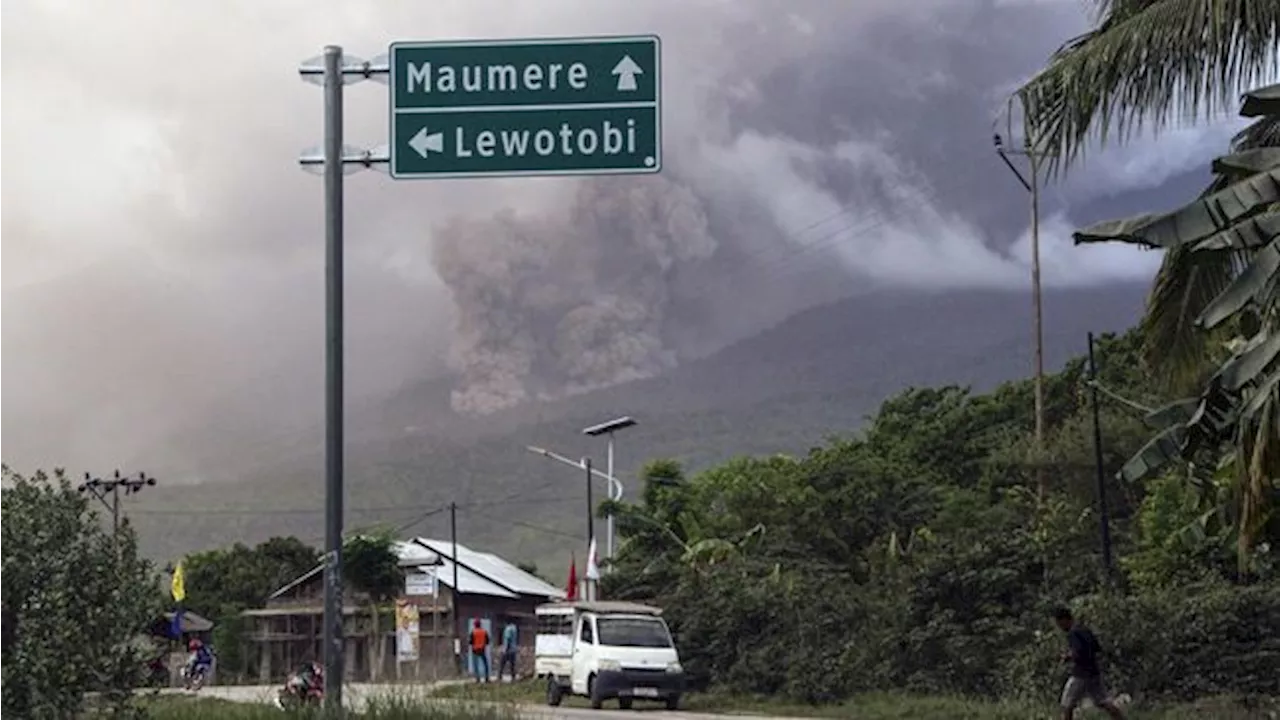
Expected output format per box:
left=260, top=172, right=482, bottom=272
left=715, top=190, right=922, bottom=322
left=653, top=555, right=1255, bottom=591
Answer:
left=460, top=506, right=581, bottom=542
left=128, top=494, right=572, bottom=518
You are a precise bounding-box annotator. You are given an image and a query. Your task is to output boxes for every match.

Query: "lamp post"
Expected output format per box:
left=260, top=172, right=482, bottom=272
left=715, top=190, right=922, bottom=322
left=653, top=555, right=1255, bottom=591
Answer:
left=583, top=416, right=636, bottom=564
left=525, top=445, right=622, bottom=555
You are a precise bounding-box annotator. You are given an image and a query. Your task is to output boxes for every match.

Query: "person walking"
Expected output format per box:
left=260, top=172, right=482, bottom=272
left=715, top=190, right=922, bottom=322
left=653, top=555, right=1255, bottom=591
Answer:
left=468, top=619, right=491, bottom=683
left=1052, top=607, right=1126, bottom=720
left=498, top=619, right=519, bottom=682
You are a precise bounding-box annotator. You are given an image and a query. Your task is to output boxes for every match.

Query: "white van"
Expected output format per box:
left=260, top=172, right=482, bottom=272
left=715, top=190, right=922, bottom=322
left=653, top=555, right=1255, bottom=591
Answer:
left=534, top=600, right=685, bottom=710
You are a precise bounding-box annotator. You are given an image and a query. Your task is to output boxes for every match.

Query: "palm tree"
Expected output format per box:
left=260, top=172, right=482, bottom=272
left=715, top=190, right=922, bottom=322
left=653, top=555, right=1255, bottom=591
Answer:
left=1016, top=0, right=1278, bottom=176
left=1015, top=1, right=1278, bottom=386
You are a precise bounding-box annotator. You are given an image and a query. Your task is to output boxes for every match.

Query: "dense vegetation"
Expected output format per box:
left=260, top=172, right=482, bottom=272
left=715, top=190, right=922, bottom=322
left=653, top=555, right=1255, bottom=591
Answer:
left=1, top=469, right=160, bottom=719
left=601, top=329, right=1280, bottom=705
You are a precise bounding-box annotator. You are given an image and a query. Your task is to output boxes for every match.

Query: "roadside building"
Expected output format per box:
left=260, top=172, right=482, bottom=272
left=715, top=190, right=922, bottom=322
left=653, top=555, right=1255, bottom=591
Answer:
left=243, top=537, right=564, bottom=682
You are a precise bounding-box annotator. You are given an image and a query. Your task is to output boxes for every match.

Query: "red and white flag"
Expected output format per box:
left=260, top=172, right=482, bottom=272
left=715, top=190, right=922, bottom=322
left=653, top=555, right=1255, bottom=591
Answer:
left=585, top=537, right=601, bottom=581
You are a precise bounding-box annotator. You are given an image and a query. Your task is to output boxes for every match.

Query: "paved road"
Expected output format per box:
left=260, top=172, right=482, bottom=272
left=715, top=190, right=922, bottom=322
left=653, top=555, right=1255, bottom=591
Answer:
left=170, top=684, right=803, bottom=720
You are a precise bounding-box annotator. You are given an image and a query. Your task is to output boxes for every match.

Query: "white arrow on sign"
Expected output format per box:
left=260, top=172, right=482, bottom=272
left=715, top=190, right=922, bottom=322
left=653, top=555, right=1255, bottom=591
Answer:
left=408, top=127, right=444, bottom=158
left=611, top=55, right=643, bottom=92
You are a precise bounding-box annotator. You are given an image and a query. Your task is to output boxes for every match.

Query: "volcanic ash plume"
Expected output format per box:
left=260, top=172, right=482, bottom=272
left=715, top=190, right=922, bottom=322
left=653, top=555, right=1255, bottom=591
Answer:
left=433, top=174, right=716, bottom=415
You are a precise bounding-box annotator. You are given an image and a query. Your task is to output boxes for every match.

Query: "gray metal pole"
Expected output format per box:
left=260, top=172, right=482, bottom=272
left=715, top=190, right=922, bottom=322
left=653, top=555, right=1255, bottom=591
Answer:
left=450, top=502, right=460, bottom=674
left=321, top=43, right=346, bottom=713
left=606, top=436, right=615, bottom=563
left=585, top=458, right=595, bottom=601
left=1087, top=332, right=1115, bottom=577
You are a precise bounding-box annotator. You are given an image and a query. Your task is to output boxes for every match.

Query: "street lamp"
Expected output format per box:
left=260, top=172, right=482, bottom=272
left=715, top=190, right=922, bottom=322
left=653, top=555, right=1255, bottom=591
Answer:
left=583, top=416, right=636, bottom=562
left=525, top=445, right=621, bottom=552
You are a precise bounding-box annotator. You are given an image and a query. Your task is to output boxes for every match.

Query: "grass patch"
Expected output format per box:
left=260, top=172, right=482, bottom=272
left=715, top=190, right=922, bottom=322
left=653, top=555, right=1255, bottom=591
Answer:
left=430, top=679, right=1280, bottom=719
left=141, top=693, right=520, bottom=720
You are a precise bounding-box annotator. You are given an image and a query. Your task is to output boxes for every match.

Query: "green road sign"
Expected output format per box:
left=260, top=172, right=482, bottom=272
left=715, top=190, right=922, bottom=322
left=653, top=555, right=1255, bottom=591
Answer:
left=388, top=35, right=661, bottom=179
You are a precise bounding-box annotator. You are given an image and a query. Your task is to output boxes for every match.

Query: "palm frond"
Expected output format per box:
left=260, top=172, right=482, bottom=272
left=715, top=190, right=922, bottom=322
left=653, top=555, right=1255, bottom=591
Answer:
left=1016, top=0, right=1280, bottom=175
left=1139, top=245, right=1240, bottom=385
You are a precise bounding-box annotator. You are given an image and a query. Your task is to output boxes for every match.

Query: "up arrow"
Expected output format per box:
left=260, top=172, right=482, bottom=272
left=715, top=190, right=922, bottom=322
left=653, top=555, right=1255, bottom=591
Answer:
left=408, top=127, right=444, bottom=159
left=611, top=55, right=643, bottom=92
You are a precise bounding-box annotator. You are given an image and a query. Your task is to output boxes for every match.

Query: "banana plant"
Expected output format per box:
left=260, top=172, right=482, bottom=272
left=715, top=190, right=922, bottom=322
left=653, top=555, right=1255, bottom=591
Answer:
left=1072, top=84, right=1279, bottom=572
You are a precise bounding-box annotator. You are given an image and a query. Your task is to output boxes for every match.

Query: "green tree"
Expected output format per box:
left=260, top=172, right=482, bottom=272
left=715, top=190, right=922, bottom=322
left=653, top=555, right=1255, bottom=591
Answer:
left=2, top=468, right=159, bottom=719
left=179, top=536, right=320, bottom=679
left=342, top=529, right=403, bottom=683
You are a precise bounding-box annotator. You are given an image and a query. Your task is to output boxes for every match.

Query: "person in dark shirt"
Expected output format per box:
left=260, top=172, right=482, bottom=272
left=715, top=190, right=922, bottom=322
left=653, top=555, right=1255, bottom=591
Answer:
left=1052, top=607, right=1126, bottom=719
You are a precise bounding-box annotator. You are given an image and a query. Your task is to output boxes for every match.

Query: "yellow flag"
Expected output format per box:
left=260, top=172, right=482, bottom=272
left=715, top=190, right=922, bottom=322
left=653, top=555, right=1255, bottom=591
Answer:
left=171, top=561, right=186, bottom=603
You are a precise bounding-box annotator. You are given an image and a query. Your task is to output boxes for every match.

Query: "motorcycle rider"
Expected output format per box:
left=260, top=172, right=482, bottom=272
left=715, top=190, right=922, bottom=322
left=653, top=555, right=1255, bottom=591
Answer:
left=279, top=661, right=324, bottom=705
left=297, top=661, right=324, bottom=696
left=184, top=638, right=214, bottom=686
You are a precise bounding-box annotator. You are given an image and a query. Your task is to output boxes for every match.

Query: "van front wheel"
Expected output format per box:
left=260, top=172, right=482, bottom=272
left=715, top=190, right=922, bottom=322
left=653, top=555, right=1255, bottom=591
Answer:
left=546, top=676, right=563, bottom=707
left=665, top=694, right=681, bottom=711
left=588, top=675, right=604, bottom=710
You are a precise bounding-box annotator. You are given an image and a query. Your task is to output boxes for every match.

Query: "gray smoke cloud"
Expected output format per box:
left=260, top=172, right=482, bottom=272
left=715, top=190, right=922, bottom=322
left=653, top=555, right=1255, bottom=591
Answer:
left=1, top=0, right=1243, bottom=468
left=435, top=176, right=715, bottom=414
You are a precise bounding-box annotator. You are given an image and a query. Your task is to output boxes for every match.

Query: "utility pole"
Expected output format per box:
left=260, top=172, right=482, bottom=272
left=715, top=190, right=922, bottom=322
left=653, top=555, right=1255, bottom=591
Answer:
left=1087, top=332, right=1115, bottom=578
left=78, top=471, right=157, bottom=534
left=450, top=501, right=460, bottom=672
left=994, top=131, right=1050, bottom=499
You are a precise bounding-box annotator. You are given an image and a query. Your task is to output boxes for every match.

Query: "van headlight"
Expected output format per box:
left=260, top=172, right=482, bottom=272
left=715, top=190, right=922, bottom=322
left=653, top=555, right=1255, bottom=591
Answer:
left=665, top=662, right=683, bottom=674
left=598, top=659, right=622, bottom=672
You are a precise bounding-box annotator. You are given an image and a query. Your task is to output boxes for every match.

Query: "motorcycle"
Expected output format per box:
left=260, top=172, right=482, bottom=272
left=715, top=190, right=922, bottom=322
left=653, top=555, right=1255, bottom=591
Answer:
left=274, top=664, right=324, bottom=710
left=181, top=661, right=209, bottom=691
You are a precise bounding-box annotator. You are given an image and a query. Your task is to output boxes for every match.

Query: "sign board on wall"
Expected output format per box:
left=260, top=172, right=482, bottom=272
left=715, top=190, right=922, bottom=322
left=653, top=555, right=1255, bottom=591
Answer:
left=405, top=568, right=439, bottom=597
left=396, top=600, right=420, bottom=662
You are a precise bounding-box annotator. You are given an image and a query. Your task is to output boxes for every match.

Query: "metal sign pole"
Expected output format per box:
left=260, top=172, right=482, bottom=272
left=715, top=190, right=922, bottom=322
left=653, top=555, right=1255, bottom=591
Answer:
left=321, top=44, right=346, bottom=714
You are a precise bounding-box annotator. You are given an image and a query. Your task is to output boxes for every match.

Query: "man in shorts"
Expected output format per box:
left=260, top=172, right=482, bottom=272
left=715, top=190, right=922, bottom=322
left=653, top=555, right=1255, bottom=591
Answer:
left=1052, top=607, right=1126, bottom=719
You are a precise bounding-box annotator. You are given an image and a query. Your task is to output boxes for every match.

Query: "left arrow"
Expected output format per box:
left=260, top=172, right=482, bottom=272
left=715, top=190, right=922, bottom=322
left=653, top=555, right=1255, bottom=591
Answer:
left=408, top=127, right=444, bottom=158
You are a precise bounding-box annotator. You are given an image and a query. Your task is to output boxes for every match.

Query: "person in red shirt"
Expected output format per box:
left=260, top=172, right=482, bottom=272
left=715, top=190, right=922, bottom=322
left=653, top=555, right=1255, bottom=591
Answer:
left=468, top=619, right=491, bottom=683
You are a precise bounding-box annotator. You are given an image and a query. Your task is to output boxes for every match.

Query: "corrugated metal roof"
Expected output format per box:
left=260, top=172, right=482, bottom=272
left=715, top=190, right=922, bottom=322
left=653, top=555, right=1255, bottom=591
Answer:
left=264, top=536, right=564, bottom=602
left=392, top=540, right=441, bottom=567
left=413, top=537, right=566, bottom=600
left=435, top=556, right=518, bottom=598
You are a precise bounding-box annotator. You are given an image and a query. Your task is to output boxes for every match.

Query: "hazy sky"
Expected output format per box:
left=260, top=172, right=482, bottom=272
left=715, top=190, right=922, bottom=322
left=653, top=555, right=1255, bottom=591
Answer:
left=0, top=0, right=1248, bottom=477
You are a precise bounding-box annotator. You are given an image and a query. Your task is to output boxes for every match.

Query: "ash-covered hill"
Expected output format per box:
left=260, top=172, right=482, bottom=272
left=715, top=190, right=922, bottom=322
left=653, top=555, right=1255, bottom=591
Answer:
left=126, top=282, right=1146, bottom=568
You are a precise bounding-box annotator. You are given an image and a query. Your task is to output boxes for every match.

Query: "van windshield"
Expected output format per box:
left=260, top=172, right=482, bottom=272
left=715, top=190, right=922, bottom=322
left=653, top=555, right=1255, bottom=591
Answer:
left=595, top=617, right=673, bottom=648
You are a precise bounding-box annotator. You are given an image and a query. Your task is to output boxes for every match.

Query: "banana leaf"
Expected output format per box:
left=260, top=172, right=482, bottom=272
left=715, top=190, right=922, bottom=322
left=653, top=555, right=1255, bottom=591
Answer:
left=1241, top=83, right=1280, bottom=118
left=1143, top=398, right=1201, bottom=430
left=1075, top=170, right=1280, bottom=249
left=1211, top=148, right=1280, bottom=178
left=1192, top=211, right=1280, bottom=251
left=1197, top=239, right=1280, bottom=327
left=1118, top=425, right=1186, bottom=483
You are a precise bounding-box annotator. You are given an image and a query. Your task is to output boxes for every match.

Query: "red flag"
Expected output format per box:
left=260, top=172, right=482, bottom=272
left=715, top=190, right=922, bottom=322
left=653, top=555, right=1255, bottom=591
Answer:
left=565, top=552, right=579, bottom=601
